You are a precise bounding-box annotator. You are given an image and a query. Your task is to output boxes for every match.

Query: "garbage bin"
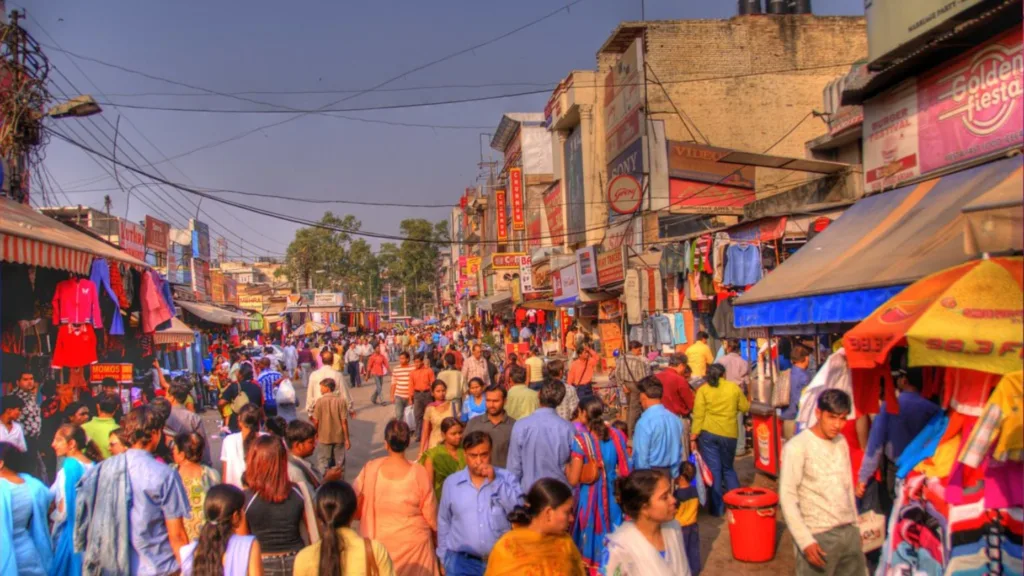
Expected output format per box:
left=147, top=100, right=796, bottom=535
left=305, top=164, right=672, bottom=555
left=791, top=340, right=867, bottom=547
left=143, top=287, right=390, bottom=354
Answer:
left=723, top=487, right=779, bottom=563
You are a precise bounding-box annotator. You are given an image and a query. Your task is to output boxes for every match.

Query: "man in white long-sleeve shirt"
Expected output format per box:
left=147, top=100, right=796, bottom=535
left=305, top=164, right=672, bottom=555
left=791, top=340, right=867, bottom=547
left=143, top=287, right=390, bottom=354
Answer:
left=779, top=389, right=865, bottom=576
left=306, top=349, right=353, bottom=417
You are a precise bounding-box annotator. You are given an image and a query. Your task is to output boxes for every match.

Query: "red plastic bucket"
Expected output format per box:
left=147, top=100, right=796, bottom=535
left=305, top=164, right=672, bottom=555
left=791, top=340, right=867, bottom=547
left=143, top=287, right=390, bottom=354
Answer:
left=723, top=487, right=779, bottom=563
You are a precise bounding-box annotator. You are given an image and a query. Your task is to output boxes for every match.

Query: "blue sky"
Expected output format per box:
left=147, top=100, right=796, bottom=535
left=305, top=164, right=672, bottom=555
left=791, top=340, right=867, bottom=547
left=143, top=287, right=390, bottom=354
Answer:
left=23, top=0, right=864, bottom=260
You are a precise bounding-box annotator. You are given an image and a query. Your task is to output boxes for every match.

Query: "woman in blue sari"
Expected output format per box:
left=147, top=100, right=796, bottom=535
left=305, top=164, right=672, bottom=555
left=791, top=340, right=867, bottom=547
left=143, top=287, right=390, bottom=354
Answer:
left=567, top=396, right=631, bottom=575
left=0, top=441, right=53, bottom=576
left=49, top=425, right=100, bottom=576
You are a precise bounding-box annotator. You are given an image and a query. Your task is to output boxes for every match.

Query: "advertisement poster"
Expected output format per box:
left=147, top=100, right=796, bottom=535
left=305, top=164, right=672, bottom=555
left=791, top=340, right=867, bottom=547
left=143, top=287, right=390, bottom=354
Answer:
left=144, top=216, right=170, bottom=253
left=864, top=80, right=921, bottom=193
left=518, top=255, right=535, bottom=293
left=917, top=28, right=1023, bottom=174
left=466, top=256, right=482, bottom=275
left=118, top=220, right=146, bottom=261
left=576, top=246, right=598, bottom=290
left=543, top=182, right=566, bottom=247
left=191, top=259, right=211, bottom=301
left=604, top=37, right=645, bottom=161
left=509, top=167, right=525, bottom=231
left=190, top=219, right=211, bottom=261
left=552, top=263, right=579, bottom=307
left=596, top=247, right=625, bottom=286
left=495, top=189, right=508, bottom=243
left=564, top=126, right=585, bottom=244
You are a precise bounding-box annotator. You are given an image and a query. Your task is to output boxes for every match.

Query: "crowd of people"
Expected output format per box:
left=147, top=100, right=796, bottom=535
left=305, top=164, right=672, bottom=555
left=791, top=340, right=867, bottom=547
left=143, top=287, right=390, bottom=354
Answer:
left=0, top=318, right=934, bottom=576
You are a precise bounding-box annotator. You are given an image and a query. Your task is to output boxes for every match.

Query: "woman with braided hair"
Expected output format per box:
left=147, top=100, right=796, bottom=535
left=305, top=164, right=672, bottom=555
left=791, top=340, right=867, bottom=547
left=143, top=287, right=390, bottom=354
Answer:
left=179, top=483, right=262, bottom=576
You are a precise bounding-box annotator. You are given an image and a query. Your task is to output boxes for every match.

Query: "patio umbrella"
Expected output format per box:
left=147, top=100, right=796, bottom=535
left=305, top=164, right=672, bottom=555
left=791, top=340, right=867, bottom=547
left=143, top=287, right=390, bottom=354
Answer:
left=292, top=321, right=326, bottom=337
left=845, top=256, right=1023, bottom=375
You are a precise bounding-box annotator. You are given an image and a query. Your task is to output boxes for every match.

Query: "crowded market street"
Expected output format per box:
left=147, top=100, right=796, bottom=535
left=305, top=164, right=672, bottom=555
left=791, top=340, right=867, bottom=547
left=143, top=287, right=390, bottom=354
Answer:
left=1, top=1, right=1022, bottom=575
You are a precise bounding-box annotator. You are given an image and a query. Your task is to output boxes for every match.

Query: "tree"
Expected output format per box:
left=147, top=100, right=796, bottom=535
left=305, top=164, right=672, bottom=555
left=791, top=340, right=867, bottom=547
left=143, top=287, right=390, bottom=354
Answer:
left=281, top=212, right=360, bottom=291
left=385, top=219, right=447, bottom=317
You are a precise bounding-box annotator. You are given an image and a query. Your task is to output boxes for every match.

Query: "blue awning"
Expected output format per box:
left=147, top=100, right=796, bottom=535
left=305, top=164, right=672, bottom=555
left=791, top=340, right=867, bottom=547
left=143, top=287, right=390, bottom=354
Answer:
left=734, top=156, right=1023, bottom=328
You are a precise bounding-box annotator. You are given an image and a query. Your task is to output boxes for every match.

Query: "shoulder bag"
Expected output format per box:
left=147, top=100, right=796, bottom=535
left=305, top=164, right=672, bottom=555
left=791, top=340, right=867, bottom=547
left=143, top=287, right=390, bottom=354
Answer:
left=578, top=430, right=604, bottom=485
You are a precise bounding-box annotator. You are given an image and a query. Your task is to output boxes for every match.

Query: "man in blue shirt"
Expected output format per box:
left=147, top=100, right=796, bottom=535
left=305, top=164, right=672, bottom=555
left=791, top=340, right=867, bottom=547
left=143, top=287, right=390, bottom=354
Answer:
left=632, top=377, right=683, bottom=477
left=437, top=430, right=523, bottom=575
left=780, top=345, right=811, bottom=440
left=506, top=380, right=575, bottom=492
left=256, top=357, right=282, bottom=416
left=856, top=367, right=940, bottom=503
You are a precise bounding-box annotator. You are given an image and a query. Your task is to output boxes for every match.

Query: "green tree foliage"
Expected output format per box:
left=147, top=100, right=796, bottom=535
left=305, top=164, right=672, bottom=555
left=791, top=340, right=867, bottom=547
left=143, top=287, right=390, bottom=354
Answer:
left=384, top=219, right=448, bottom=317
left=281, top=212, right=360, bottom=291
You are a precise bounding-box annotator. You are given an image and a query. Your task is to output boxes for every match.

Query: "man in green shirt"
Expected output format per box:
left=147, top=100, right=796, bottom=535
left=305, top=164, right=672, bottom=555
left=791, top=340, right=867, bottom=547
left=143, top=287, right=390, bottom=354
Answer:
left=504, top=365, right=539, bottom=421
left=81, top=393, right=121, bottom=458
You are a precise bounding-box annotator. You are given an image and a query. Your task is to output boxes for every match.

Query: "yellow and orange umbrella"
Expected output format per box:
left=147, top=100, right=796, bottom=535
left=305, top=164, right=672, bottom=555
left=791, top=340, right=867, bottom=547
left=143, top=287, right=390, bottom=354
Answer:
left=845, top=257, right=1023, bottom=375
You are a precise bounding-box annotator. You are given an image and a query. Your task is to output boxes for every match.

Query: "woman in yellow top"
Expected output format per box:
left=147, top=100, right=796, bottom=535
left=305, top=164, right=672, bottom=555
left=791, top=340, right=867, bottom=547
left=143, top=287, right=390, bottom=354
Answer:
left=485, top=478, right=585, bottom=576
left=691, top=363, right=750, bottom=517
left=293, top=480, right=395, bottom=575
left=524, top=347, right=545, bottom=391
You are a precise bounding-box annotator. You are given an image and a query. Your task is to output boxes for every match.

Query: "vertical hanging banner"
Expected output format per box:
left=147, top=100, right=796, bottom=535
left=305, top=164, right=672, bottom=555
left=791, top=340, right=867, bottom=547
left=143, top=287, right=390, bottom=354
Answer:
left=495, top=189, right=508, bottom=243
left=509, top=167, right=525, bottom=231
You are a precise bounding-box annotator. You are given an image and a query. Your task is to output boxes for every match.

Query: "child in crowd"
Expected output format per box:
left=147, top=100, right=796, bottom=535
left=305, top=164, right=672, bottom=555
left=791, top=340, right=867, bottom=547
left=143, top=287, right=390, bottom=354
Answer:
left=675, top=461, right=701, bottom=575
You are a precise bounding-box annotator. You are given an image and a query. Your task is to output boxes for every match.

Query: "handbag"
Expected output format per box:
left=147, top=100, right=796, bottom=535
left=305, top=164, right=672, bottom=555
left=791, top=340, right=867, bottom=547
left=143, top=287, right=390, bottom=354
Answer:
left=858, top=510, right=886, bottom=552
left=770, top=368, right=792, bottom=408
left=578, top=430, right=603, bottom=485
left=693, top=449, right=714, bottom=486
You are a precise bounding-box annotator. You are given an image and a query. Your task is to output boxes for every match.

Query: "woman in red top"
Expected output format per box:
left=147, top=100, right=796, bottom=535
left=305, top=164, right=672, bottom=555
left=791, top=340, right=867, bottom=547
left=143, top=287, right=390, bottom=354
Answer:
left=365, top=349, right=390, bottom=406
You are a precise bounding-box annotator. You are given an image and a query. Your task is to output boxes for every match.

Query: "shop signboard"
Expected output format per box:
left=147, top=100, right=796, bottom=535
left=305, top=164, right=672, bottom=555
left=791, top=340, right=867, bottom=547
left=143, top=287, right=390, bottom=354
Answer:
left=603, top=217, right=639, bottom=251
left=604, top=37, right=645, bottom=161
left=864, top=80, right=921, bottom=193
left=543, top=182, right=566, bottom=247
left=607, top=174, right=643, bottom=216
left=552, top=262, right=579, bottom=307
left=166, top=243, right=192, bottom=285
left=596, top=247, right=625, bottom=286
left=668, top=179, right=754, bottom=215
left=210, top=270, right=225, bottom=303
left=118, top=220, right=146, bottom=261
left=89, top=363, right=133, bottom=384
left=495, top=189, right=508, bottom=243
left=492, top=252, right=526, bottom=270
left=917, top=28, right=1023, bottom=174
left=300, top=289, right=316, bottom=303
left=564, top=126, right=585, bottom=244
left=509, top=167, right=525, bottom=231
left=239, top=294, right=264, bottom=311
left=518, top=255, right=535, bottom=293
left=576, top=246, right=598, bottom=290
left=191, top=259, right=212, bottom=301
left=144, top=215, right=170, bottom=253
left=666, top=141, right=755, bottom=188
left=526, top=213, right=542, bottom=249
left=313, top=292, right=341, bottom=306
left=190, top=219, right=211, bottom=261
left=866, top=0, right=985, bottom=65
left=224, top=277, right=238, bottom=306
left=466, top=256, right=482, bottom=275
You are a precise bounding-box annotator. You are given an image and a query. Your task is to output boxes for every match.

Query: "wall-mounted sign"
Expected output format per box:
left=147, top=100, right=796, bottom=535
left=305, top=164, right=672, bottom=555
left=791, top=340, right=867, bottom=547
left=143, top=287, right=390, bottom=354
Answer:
left=543, top=182, right=566, bottom=246
left=313, top=293, right=341, bottom=307
left=239, top=294, right=264, bottom=312
left=223, top=277, right=238, bottom=306
left=465, top=256, right=482, bottom=275
left=667, top=141, right=756, bottom=188
left=668, top=179, right=754, bottom=215
left=190, top=219, right=211, bottom=261
left=864, top=79, right=920, bottom=192
left=89, top=363, right=133, bottom=384
left=495, top=189, right=508, bottom=243
left=191, top=259, right=211, bottom=301
left=210, top=270, right=225, bottom=303
left=607, top=174, right=643, bottom=215
left=118, top=220, right=146, bottom=261
left=576, top=246, right=598, bottom=290
left=596, top=247, right=626, bottom=286
left=509, top=167, right=525, bottom=231
left=552, top=262, right=580, bottom=307
left=144, top=216, right=169, bottom=253
left=604, top=37, right=645, bottom=161
left=866, top=0, right=985, bottom=66
left=491, top=252, right=526, bottom=270
left=564, top=126, right=585, bottom=244
left=519, top=255, right=535, bottom=293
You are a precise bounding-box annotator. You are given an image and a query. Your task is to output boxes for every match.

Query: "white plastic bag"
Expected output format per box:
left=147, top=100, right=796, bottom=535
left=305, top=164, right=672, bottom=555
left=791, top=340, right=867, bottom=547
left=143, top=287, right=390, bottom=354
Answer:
left=858, top=510, right=886, bottom=552
left=403, top=405, right=416, bottom=431
left=275, top=379, right=297, bottom=405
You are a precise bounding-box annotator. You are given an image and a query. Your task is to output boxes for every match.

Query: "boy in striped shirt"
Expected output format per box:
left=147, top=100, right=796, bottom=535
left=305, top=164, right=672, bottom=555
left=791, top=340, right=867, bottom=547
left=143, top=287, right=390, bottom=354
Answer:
left=390, top=351, right=414, bottom=423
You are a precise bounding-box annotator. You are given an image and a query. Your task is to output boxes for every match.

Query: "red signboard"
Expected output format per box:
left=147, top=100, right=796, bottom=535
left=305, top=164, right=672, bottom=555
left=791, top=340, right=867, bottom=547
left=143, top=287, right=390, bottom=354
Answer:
left=144, top=216, right=169, bottom=253
left=509, top=168, right=525, bottom=231
left=495, top=189, right=508, bottom=243
left=596, top=248, right=625, bottom=286
left=917, top=28, right=1023, bottom=174
left=89, top=363, right=133, bottom=384
left=668, top=179, right=755, bottom=215
left=526, top=214, right=542, bottom=249
left=607, top=174, right=643, bottom=215
left=118, top=220, right=146, bottom=261
left=544, top=183, right=565, bottom=246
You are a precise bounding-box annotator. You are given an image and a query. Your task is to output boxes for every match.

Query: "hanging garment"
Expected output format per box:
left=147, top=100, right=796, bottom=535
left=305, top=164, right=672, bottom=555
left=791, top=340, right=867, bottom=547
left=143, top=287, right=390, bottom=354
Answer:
left=724, top=244, right=763, bottom=287
left=52, top=278, right=104, bottom=328
left=712, top=233, right=729, bottom=284
left=52, top=324, right=98, bottom=368
left=140, top=271, right=173, bottom=334
left=958, top=371, right=1023, bottom=467
left=154, top=274, right=176, bottom=331
left=673, top=313, right=688, bottom=345
left=625, top=269, right=641, bottom=325
left=659, top=244, right=687, bottom=276
left=89, top=258, right=124, bottom=335
left=107, top=262, right=130, bottom=310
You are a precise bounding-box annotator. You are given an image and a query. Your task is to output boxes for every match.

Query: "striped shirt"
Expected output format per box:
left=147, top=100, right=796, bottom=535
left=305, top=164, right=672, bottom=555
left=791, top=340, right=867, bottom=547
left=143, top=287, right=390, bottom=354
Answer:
left=391, top=366, right=414, bottom=401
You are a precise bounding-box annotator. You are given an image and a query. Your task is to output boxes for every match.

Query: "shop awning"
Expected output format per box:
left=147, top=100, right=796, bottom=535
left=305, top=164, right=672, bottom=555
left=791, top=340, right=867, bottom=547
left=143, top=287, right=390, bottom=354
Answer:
left=734, top=156, right=1023, bottom=328
left=154, top=317, right=195, bottom=345
left=962, top=173, right=1023, bottom=257
left=176, top=300, right=243, bottom=325
left=478, top=291, right=512, bottom=312
left=1, top=197, right=148, bottom=275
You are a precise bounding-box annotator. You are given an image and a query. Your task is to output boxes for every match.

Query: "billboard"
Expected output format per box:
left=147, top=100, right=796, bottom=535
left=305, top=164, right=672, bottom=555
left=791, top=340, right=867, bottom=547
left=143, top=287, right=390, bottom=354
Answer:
left=144, top=216, right=170, bottom=253
left=118, top=220, right=146, bottom=261
left=866, top=0, right=985, bottom=66
left=668, top=179, right=755, bottom=215
left=509, top=168, right=525, bottom=231
left=666, top=141, right=756, bottom=188
left=564, top=126, right=585, bottom=245
left=576, top=246, right=598, bottom=290
left=190, top=219, right=211, bottom=261
left=864, top=28, right=1022, bottom=191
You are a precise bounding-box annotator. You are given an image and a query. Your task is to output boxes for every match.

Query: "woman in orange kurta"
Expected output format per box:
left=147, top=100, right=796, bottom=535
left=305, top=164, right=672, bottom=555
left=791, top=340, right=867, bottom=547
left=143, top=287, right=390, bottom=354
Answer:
left=355, top=419, right=439, bottom=576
